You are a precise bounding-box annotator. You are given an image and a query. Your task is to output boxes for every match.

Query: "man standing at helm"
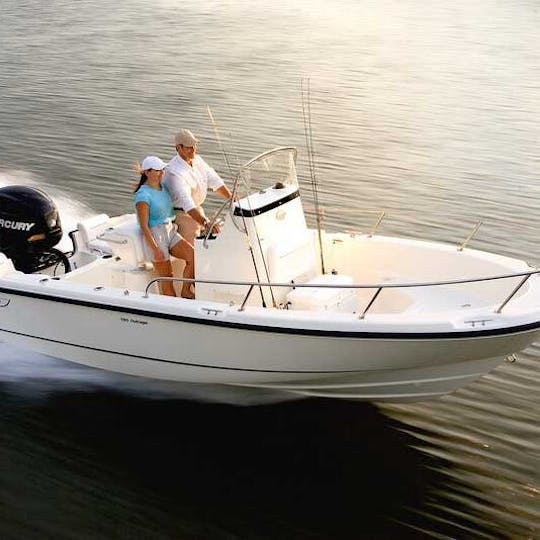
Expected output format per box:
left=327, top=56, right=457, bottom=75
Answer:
left=162, top=129, right=233, bottom=246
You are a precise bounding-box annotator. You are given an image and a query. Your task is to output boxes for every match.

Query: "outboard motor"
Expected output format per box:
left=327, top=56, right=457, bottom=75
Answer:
left=0, top=185, right=70, bottom=273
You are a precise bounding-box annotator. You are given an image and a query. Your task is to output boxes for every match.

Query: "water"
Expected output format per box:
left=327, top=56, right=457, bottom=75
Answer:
left=0, top=0, right=539, bottom=537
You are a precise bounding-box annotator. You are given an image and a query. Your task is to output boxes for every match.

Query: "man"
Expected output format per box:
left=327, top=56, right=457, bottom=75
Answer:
left=162, top=129, right=232, bottom=246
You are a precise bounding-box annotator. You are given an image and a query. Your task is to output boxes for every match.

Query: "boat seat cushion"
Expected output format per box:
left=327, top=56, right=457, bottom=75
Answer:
left=287, top=274, right=359, bottom=313
left=77, top=214, right=111, bottom=245
left=98, top=220, right=149, bottom=267
left=267, top=229, right=318, bottom=283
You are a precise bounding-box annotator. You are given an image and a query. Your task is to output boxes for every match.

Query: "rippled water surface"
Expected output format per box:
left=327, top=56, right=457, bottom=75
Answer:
left=1, top=1, right=539, bottom=538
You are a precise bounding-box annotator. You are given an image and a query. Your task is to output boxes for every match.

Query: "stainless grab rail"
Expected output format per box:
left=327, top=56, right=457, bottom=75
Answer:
left=304, top=207, right=386, bottom=237
left=97, top=233, right=128, bottom=245
left=143, top=269, right=540, bottom=317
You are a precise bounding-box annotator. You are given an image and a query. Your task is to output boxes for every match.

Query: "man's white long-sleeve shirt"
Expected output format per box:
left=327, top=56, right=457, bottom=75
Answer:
left=162, top=154, right=224, bottom=213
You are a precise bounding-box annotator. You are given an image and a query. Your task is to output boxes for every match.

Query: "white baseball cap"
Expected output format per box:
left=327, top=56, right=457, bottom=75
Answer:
left=174, top=129, right=199, bottom=147
left=141, top=156, right=167, bottom=171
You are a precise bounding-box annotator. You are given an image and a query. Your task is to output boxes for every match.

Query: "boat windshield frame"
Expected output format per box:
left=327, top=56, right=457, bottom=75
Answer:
left=236, top=146, right=298, bottom=194
left=202, top=147, right=298, bottom=243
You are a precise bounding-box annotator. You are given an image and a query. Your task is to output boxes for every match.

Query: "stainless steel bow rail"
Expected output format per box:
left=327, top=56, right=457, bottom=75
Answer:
left=303, top=207, right=386, bottom=238
left=144, top=269, right=540, bottom=319
left=305, top=209, right=485, bottom=252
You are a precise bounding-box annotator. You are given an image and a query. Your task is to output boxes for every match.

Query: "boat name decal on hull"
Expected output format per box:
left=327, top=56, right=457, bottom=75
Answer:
left=120, top=316, right=148, bottom=326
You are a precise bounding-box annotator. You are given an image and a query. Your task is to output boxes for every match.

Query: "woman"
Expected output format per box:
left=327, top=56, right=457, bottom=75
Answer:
left=133, top=155, right=194, bottom=298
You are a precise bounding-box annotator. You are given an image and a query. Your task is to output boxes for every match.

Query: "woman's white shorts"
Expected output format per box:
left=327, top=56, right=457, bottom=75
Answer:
left=143, top=222, right=183, bottom=262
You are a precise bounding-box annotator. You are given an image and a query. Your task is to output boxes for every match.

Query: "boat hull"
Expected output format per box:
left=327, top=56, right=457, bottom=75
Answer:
left=1, top=286, right=537, bottom=402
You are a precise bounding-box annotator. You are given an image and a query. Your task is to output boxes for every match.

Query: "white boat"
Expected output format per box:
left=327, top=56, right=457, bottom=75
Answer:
left=0, top=147, right=538, bottom=402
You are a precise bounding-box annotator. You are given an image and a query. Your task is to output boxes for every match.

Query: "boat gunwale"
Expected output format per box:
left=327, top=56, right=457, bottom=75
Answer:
left=1, top=283, right=539, bottom=340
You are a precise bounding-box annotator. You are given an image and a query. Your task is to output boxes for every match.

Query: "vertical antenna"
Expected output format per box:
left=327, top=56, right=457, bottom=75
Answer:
left=301, top=78, right=326, bottom=274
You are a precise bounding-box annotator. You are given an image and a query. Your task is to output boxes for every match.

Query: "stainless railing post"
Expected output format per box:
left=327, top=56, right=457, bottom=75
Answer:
left=495, top=274, right=531, bottom=313
left=239, top=285, right=255, bottom=312
left=144, top=276, right=194, bottom=297
left=359, top=287, right=383, bottom=319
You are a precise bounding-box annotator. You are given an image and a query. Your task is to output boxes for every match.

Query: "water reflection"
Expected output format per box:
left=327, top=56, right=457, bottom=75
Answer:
left=0, top=0, right=539, bottom=537
left=1, top=383, right=507, bottom=539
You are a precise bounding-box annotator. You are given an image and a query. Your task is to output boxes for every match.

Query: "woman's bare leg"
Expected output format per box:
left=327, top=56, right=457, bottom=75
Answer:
left=171, top=239, right=195, bottom=298
left=153, top=260, right=176, bottom=296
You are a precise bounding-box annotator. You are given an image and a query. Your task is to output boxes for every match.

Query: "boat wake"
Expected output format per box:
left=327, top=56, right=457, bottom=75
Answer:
left=0, top=169, right=95, bottom=252
left=0, top=342, right=294, bottom=405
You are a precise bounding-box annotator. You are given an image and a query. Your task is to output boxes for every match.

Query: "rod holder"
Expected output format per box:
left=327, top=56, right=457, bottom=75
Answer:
left=458, top=221, right=482, bottom=251
left=368, top=211, right=386, bottom=238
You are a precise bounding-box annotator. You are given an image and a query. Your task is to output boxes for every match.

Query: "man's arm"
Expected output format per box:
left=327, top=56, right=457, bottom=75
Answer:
left=216, top=185, right=232, bottom=200
left=186, top=207, right=222, bottom=234
left=186, top=207, right=208, bottom=228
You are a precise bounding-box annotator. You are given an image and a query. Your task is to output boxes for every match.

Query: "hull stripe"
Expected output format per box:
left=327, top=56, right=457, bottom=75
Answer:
left=0, top=285, right=539, bottom=339
left=0, top=327, right=377, bottom=374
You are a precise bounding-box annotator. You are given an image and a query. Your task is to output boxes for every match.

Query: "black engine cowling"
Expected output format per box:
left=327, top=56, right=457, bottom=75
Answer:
left=0, top=185, right=69, bottom=273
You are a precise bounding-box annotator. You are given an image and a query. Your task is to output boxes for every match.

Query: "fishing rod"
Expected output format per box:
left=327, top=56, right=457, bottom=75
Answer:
left=206, top=106, right=235, bottom=178
left=301, top=78, right=326, bottom=275
left=206, top=106, right=276, bottom=308
left=205, top=106, right=244, bottom=234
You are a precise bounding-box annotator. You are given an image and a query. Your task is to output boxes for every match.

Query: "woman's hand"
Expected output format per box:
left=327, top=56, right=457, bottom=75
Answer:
left=136, top=202, right=167, bottom=262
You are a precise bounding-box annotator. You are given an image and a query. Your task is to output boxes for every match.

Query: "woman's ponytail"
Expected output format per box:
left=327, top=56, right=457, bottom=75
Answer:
left=132, top=162, right=147, bottom=192
left=133, top=172, right=148, bottom=193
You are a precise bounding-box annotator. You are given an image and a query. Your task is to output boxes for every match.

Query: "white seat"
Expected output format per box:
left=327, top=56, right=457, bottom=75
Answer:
left=77, top=214, right=113, bottom=255
left=287, top=274, right=359, bottom=313
left=268, top=230, right=318, bottom=281
left=98, top=220, right=149, bottom=267
left=0, top=252, right=16, bottom=276
left=266, top=230, right=319, bottom=304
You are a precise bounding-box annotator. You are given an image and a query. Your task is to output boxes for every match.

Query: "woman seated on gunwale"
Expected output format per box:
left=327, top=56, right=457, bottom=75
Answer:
left=133, top=156, right=194, bottom=298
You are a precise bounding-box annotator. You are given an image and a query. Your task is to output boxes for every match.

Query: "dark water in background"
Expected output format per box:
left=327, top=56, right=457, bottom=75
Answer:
left=1, top=0, right=539, bottom=538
